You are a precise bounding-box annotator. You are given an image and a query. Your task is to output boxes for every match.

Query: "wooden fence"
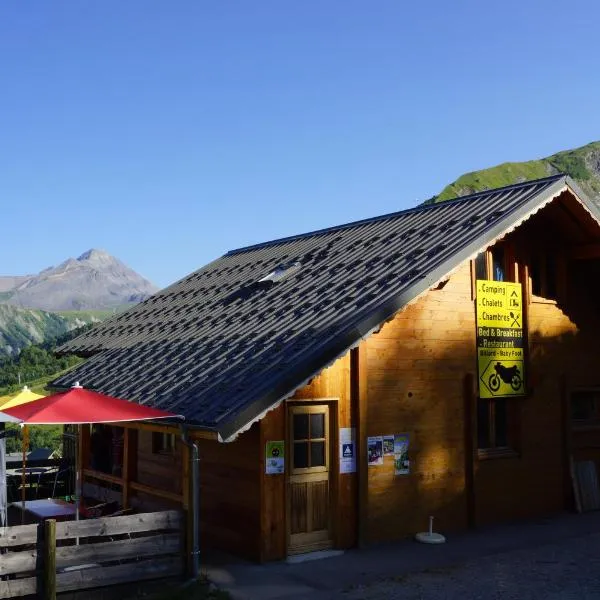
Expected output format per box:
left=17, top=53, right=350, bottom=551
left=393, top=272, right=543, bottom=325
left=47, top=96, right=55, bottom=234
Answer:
left=0, top=510, right=184, bottom=599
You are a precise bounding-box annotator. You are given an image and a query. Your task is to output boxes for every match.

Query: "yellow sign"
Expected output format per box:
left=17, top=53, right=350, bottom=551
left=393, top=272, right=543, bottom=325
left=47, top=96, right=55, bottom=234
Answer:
left=476, top=280, right=525, bottom=398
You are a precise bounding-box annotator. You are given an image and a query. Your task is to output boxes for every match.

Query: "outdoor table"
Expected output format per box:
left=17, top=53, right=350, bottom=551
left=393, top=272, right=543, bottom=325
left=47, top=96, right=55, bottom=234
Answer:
left=9, top=498, right=77, bottom=523
left=6, top=466, right=59, bottom=501
left=6, top=466, right=57, bottom=477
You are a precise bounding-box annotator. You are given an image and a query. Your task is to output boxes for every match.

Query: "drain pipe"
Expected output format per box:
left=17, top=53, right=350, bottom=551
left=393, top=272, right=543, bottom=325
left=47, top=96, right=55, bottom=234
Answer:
left=180, top=425, right=200, bottom=579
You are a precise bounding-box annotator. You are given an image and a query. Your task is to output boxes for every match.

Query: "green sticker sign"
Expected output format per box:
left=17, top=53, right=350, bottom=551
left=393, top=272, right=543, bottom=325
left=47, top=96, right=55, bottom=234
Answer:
left=265, top=440, right=285, bottom=474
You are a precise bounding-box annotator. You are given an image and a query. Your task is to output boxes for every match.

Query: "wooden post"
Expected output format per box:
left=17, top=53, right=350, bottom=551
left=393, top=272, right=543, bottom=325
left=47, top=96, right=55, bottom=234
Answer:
left=122, top=428, right=138, bottom=509
left=44, top=518, right=56, bottom=600
left=463, top=373, right=477, bottom=529
left=352, top=343, right=369, bottom=548
left=519, top=263, right=533, bottom=396
left=122, top=428, right=129, bottom=508
left=560, top=374, right=577, bottom=511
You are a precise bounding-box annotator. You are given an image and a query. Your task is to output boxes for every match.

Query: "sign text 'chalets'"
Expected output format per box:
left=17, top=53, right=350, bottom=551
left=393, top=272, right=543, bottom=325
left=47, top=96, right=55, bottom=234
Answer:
left=476, top=280, right=525, bottom=398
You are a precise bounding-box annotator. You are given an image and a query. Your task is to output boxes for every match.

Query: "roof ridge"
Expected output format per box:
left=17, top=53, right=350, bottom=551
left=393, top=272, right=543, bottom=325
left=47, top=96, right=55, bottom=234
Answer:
left=226, top=174, right=566, bottom=256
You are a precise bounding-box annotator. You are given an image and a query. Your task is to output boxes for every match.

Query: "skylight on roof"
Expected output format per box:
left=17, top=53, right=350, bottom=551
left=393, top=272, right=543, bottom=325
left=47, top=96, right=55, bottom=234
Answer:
left=258, top=261, right=302, bottom=283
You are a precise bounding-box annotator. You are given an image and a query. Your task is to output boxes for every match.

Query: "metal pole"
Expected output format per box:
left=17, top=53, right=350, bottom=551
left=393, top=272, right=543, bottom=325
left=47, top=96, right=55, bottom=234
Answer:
left=180, top=426, right=200, bottom=579
left=191, top=441, right=200, bottom=577
left=75, top=425, right=80, bottom=520
left=0, top=423, right=6, bottom=528
left=75, top=424, right=80, bottom=548
left=21, top=425, right=28, bottom=524
left=71, top=384, right=82, bottom=534
left=0, top=427, right=17, bottom=529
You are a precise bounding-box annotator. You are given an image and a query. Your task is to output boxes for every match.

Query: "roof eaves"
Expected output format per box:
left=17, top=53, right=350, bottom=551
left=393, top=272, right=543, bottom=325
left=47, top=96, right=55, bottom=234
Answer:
left=564, top=176, right=600, bottom=224
left=216, top=175, right=571, bottom=441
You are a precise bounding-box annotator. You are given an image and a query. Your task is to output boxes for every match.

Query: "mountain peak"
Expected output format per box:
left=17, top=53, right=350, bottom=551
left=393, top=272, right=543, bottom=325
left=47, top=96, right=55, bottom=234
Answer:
left=0, top=249, right=158, bottom=311
left=77, top=248, right=113, bottom=262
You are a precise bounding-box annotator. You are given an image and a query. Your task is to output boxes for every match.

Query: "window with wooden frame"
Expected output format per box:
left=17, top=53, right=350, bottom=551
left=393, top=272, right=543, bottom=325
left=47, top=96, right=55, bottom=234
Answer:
left=89, top=424, right=125, bottom=475
left=152, top=431, right=175, bottom=455
left=571, top=390, right=600, bottom=429
left=529, top=251, right=558, bottom=301
left=477, top=398, right=519, bottom=457
left=473, top=244, right=512, bottom=283
left=472, top=244, right=518, bottom=300
left=290, top=406, right=329, bottom=472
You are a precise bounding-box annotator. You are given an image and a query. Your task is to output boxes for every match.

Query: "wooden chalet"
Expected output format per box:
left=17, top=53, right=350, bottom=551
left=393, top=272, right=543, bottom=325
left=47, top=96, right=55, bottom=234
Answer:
left=53, top=174, right=600, bottom=561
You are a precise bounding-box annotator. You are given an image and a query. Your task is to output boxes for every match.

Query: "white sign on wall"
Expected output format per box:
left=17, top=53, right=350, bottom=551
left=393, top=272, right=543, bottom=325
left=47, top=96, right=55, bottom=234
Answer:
left=339, top=427, right=356, bottom=473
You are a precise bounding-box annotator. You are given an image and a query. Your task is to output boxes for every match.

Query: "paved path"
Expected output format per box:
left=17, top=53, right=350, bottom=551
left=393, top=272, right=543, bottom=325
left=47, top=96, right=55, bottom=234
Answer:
left=204, top=512, right=600, bottom=600
left=342, top=531, right=600, bottom=599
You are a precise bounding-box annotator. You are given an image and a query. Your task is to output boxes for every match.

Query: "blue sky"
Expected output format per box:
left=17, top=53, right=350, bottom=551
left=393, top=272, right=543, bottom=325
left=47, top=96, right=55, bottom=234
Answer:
left=2, top=1, right=599, bottom=287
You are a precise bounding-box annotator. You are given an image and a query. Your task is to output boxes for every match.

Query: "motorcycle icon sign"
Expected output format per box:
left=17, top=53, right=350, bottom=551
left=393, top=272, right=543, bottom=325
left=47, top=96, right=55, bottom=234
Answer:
left=480, top=360, right=524, bottom=396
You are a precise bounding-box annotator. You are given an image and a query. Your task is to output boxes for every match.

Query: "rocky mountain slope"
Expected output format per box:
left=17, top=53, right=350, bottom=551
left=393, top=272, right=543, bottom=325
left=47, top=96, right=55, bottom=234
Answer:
left=0, top=276, right=31, bottom=293
left=433, top=140, right=600, bottom=205
left=0, top=249, right=158, bottom=355
left=2, top=249, right=158, bottom=311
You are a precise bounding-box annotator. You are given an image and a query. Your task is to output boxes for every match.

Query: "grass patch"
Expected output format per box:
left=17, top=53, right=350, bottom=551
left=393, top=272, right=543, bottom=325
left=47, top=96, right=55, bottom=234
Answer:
left=433, top=140, right=600, bottom=204
left=0, top=360, right=84, bottom=397
left=548, top=151, right=591, bottom=180
left=435, top=160, right=549, bottom=201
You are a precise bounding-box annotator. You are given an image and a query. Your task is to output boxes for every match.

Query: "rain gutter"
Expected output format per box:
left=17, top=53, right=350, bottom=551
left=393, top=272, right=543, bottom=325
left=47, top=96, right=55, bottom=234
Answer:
left=180, top=425, right=200, bottom=579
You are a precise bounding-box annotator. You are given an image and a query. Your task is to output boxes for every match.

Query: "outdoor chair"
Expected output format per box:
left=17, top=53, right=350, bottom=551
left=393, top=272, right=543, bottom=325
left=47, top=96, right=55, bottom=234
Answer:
left=37, top=468, right=60, bottom=499
left=17, top=470, right=44, bottom=501
left=51, top=465, right=73, bottom=499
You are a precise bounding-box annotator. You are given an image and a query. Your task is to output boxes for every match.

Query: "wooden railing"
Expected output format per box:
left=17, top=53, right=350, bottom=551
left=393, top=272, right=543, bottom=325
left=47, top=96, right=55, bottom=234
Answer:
left=0, top=510, right=184, bottom=599
left=82, top=468, right=184, bottom=506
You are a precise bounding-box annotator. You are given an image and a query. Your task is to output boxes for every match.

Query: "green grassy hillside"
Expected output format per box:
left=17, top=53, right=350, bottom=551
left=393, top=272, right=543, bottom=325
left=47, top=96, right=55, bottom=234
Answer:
left=435, top=141, right=600, bottom=203
left=0, top=304, right=108, bottom=356
left=0, top=342, right=85, bottom=453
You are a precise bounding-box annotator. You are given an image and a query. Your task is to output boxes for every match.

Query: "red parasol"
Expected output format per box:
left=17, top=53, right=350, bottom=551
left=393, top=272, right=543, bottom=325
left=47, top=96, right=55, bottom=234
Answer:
left=1, top=383, right=182, bottom=424
left=2, top=383, right=183, bottom=524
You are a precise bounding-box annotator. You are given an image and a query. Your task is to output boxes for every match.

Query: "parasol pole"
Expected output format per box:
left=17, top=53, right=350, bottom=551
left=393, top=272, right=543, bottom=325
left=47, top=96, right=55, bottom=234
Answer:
left=0, top=423, right=7, bottom=529
left=76, top=423, right=81, bottom=522
left=72, top=382, right=83, bottom=532
left=21, top=424, right=29, bottom=525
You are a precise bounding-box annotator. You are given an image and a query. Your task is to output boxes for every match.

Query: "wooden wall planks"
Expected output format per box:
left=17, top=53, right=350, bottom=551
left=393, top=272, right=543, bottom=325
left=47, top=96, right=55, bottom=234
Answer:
left=259, top=352, right=355, bottom=561
left=196, top=424, right=262, bottom=561
left=364, top=263, right=473, bottom=543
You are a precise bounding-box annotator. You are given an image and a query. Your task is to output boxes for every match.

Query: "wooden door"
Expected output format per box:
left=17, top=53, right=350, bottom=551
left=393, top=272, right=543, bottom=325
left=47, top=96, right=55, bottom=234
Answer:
left=288, top=404, right=332, bottom=554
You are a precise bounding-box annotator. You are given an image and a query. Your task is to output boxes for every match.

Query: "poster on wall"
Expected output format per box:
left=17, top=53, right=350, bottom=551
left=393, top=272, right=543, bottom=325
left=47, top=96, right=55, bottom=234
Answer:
left=383, top=435, right=394, bottom=456
left=339, top=427, right=356, bottom=474
left=265, top=441, right=285, bottom=474
left=367, top=436, right=384, bottom=466
left=476, top=279, right=525, bottom=398
left=394, top=434, right=410, bottom=475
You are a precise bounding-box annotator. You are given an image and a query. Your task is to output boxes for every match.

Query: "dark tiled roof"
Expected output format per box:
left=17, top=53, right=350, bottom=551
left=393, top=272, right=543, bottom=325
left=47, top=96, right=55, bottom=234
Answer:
left=54, top=175, right=580, bottom=439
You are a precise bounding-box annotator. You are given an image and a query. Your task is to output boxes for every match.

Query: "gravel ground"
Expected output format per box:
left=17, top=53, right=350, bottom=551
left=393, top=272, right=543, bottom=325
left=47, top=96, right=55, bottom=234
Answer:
left=339, top=532, right=600, bottom=600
